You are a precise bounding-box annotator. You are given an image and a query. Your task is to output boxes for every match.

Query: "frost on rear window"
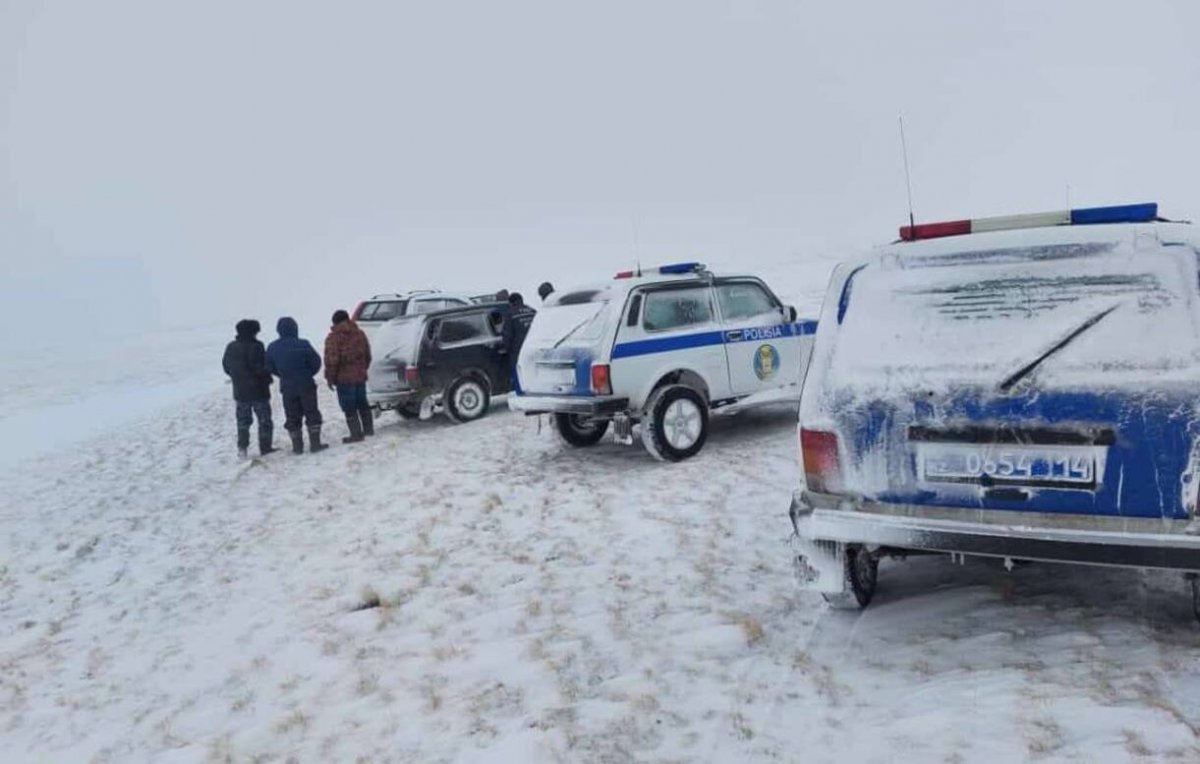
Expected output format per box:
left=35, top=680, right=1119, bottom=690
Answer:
left=527, top=285, right=616, bottom=346
left=827, top=239, right=1200, bottom=392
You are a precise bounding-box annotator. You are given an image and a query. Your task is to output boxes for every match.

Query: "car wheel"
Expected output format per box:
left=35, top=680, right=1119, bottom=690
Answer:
left=553, top=413, right=610, bottom=447
left=822, top=545, right=879, bottom=609
left=641, top=384, right=708, bottom=462
left=445, top=376, right=490, bottom=423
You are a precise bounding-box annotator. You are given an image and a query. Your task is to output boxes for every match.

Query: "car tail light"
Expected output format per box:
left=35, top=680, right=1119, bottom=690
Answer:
left=404, top=366, right=420, bottom=386
left=591, top=364, right=612, bottom=395
left=800, top=428, right=841, bottom=493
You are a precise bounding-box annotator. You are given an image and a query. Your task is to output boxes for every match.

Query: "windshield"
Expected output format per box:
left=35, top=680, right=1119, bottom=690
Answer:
left=828, top=238, right=1200, bottom=392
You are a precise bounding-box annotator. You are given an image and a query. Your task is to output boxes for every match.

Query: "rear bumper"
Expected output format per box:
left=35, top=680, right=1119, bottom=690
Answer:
left=790, top=490, right=1200, bottom=572
left=366, top=389, right=419, bottom=409
left=508, top=393, right=630, bottom=417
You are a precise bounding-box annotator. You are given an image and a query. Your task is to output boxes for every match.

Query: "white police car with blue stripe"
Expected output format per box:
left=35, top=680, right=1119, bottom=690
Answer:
left=510, top=262, right=817, bottom=461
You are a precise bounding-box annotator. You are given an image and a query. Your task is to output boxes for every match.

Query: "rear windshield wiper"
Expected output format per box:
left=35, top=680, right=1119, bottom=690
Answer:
left=997, top=304, right=1119, bottom=392
left=552, top=305, right=605, bottom=349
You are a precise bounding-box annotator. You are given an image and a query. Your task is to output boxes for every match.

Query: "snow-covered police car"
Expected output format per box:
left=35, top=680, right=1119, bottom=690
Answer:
left=509, top=262, right=816, bottom=461
left=789, top=203, right=1200, bottom=619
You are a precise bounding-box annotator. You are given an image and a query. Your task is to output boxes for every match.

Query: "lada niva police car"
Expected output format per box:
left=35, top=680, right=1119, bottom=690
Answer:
left=789, top=203, right=1200, bottom=619
left=509, top=262, right=817, bottom=461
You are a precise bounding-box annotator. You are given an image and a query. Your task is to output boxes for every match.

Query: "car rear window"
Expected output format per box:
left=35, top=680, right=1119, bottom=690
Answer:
left=356, top=300, right=407, bottom=321
left=435, top=313, right=495, bottom=345
left=829, top=238, right=1200, bottom=391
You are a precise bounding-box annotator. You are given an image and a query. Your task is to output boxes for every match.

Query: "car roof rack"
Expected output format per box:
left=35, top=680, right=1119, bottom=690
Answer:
left=369, top=289, right=441, bottom=299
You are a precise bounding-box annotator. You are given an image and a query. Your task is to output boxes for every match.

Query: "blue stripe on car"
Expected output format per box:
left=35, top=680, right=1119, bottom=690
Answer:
left=611, top=320, right=818, bottom=360
left=611, top=330, right=728, bottom=359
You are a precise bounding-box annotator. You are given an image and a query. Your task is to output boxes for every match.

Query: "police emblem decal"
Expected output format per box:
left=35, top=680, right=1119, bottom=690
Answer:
left=754, top=344, right=780, bottom=380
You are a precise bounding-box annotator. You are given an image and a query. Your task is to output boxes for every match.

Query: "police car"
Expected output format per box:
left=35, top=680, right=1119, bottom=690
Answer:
left=509, top=262, right=816, bottom=461
left=789, top=203, right=1200, bottom=619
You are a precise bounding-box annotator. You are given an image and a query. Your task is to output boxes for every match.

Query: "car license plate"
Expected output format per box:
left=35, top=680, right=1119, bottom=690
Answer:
left=538, top=364, right=576, bottom=386
left=919, top=443, right=1096, bottom=486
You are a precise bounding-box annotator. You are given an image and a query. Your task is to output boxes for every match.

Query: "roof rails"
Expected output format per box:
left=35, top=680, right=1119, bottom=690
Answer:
left=369, top=289, right=440, bottom=299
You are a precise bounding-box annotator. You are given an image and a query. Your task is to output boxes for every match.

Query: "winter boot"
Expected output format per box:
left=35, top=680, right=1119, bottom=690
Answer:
left=289, top=429, right=305, bottom=455
left=360, top=408, right=375, bottom=437
left=308, top=425, right=329, bottom=453
left=342, top=414, right=365, bottom=444
left=259, top=428, right=277, bottom=456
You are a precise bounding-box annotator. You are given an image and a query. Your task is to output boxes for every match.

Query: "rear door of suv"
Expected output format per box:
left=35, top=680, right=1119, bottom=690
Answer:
left=422, top=309, right=509, bottom=395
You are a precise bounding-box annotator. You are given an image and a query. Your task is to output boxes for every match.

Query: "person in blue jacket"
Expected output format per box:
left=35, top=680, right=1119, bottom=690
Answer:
left=266, top=317, right=328, bottom=454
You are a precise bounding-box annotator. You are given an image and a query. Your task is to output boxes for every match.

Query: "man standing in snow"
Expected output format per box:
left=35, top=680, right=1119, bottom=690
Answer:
left=324, top=309, right=374, bottom=444
left=266, top=317, right=328, bottom=454
left=221, top=319, right=275, bottom=459
left=501, top=292, right=537, bottom=393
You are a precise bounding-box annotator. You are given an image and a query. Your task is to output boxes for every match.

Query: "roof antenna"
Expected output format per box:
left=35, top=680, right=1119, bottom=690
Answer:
left=631, top=215, right=642, bottom=277
left=899, top=115, right=916, bottom=231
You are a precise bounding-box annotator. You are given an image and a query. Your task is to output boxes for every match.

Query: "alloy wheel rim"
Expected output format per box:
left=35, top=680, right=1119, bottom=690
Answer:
left=663, top=399, right=702, bottom=450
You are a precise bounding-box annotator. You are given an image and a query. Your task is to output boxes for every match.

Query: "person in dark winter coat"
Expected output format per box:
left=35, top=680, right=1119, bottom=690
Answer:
left=222, top=319, right=275, bottom=458
left=266, top=317, right=328, bottom=454
left=324, top=309, right=374, bottom=443
left=501, top=293, right=537, bottom=392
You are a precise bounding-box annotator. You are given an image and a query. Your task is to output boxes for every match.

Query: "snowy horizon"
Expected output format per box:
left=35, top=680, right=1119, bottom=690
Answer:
left=4, top=1, right=1200, bottom=355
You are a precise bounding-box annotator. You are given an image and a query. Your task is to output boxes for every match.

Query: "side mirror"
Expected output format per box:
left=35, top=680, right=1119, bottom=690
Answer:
left=783, top=305, right=798, bottom=323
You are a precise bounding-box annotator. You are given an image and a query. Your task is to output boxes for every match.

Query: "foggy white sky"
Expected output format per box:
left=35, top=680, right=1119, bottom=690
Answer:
left=3, top=0, right=1198, bottom=352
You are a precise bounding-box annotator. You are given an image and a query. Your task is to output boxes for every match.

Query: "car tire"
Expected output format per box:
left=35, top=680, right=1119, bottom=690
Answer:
left=553, top=413, right=610, bottom=447
left=445, top=376, right=490, bottom=423
left=640, top=384, right=708, bottom=462
left=822, top=545, right=879, bottom=610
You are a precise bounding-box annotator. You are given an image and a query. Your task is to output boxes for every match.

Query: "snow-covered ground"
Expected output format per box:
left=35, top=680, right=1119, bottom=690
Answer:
left=3, top=372, right=1200, bottom=761
left=3, top=259, right=1200, bottom=762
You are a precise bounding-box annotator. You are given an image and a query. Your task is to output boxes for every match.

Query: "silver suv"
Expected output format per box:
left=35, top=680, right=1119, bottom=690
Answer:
left=352, top=291, right=476, bottom=340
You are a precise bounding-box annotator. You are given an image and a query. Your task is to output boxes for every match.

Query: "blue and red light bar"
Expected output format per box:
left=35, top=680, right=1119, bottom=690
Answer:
left=899, top=203, right=1159, bottom=242
left=615, top=262, right=706, bottom=279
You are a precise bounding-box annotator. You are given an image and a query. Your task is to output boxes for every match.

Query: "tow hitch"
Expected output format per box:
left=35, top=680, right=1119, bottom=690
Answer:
left=613, top=413, right=634, bottom=445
